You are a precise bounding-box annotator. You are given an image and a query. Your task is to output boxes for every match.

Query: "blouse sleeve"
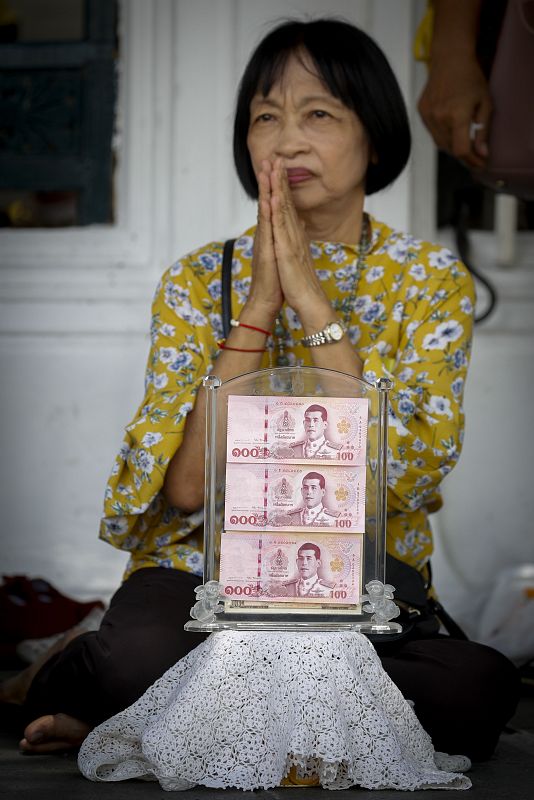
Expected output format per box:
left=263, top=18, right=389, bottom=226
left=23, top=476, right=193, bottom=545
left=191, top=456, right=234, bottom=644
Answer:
left=99, top=253, right=220, bottom=555
left=362, top=253, right=475, bottom=516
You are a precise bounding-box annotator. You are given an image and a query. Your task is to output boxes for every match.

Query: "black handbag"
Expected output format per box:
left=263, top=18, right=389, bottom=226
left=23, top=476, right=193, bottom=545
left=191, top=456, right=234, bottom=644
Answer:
left=220, top=240, right=467, bottom=643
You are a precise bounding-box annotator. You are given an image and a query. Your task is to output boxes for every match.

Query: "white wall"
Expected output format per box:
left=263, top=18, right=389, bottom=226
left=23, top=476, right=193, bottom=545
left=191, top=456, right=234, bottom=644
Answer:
left=430, top=231, right=534, bottom=639
left=1, top=0, right=532, bottom=639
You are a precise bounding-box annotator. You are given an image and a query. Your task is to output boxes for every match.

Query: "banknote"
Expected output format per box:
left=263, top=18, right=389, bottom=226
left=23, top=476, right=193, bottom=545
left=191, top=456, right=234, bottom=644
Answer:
left=224, top=462, right=366, bottom=533
left=227, top=395, right=368, bottom=465
left=224, top=599, right=362, bottom=616
left=219, top=531, right=362, bottom=605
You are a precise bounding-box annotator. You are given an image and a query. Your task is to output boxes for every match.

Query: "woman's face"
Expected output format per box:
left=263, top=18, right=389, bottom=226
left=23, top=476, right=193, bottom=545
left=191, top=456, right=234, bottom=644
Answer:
left=247, top=52, right=371, bottom=217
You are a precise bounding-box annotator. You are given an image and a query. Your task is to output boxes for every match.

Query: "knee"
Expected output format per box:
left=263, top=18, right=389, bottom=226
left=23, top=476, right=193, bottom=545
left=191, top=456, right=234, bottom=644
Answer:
left=96, top=619, right=206, bottom=713
left=462, top=641, right=520, bottom=718
left=406, top=639, right=521, bottom=761
left=96, top=626, right=178, bottom=710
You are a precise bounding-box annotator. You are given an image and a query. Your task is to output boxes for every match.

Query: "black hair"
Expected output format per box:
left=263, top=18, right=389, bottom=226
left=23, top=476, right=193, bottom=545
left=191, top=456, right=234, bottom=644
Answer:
left=233, top=18, right=411, bottom=198
left=302, top=471, right=326, bottom=489
left=305, top=404, right=328, bottom=420
left=297, top=542, right=321, bottom=560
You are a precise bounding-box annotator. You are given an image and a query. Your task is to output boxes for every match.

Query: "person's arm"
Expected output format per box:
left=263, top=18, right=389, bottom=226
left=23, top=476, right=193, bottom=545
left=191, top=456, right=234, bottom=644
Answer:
left=162, top=161, right=283, bottom=511
left=268, top=160, right=365, bottom=380
left=418, top=0, right=492, bottom=168
left=99, top=261, right=211, bottom=552
left=161, top=304, right=273, bottom=512
left=362, top=250, right=475, bottom=517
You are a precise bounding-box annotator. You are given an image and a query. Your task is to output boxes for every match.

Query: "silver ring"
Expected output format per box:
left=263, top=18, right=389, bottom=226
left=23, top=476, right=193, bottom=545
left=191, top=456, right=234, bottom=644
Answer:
left=469, top=121, right=485, bottom=141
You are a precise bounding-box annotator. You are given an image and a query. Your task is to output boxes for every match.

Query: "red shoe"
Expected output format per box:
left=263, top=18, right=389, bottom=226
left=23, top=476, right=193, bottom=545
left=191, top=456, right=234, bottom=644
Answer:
left=0, top=575, right=105, bottom=643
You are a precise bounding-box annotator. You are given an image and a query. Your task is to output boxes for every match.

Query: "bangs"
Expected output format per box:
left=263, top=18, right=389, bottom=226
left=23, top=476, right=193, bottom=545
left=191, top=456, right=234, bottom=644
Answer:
left=251, top=36, right=353, bottom=111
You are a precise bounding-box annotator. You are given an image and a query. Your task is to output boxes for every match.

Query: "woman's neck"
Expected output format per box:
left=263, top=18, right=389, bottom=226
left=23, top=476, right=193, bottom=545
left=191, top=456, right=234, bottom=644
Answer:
left=299, top=195, right=366, bottom=245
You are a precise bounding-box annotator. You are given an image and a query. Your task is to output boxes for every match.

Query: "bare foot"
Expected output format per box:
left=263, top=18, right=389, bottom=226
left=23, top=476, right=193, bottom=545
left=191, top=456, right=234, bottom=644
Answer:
left=20, top=713, right=92, bottom=753
left=0, top=628, right=84, bottom=706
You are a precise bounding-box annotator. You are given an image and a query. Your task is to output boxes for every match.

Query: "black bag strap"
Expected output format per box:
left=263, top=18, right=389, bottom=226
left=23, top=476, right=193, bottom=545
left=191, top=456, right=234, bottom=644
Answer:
left=221, top=239, right=235, bottom=339
left=427, top=598, right=469, bottom=641
left=385, top=553, right=429, bottom=608
left=385, top=553, right=468, bottom=641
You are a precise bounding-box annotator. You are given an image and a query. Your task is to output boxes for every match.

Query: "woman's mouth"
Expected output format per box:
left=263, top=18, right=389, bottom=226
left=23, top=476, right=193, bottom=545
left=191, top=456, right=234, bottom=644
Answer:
left=286, top=168, right=313, bottom=185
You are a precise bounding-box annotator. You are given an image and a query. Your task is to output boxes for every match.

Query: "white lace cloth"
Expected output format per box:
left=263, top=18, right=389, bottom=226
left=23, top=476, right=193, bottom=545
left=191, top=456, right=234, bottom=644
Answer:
left=78, top=631, right=471, bottom=791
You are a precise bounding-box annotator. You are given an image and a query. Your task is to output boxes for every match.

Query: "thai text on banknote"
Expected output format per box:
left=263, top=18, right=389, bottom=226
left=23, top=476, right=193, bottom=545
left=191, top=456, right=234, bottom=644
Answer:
left=227, top=395, right=368, bottom=465
left=219, top=530, right=362, bottom=605
left=225, top=462, right=366, bottom=533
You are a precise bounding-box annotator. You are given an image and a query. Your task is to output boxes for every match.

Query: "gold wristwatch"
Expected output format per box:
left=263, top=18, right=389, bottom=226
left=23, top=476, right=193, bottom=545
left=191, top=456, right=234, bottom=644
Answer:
left=300, top=320, right=346, bottom=347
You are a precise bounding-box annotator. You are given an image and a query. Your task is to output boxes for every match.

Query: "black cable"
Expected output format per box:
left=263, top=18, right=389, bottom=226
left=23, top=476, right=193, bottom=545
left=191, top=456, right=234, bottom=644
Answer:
left=454, top=200, right=498, bottom=324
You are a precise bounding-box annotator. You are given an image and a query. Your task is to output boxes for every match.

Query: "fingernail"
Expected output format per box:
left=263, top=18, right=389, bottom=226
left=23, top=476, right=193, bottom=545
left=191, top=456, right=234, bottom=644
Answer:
left=27, top=731, right=44, bottom=743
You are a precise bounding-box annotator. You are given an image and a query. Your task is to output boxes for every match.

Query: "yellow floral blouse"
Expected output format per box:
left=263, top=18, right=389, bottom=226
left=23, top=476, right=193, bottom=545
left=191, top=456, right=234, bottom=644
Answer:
left=100, top=216, right=475, bottom=580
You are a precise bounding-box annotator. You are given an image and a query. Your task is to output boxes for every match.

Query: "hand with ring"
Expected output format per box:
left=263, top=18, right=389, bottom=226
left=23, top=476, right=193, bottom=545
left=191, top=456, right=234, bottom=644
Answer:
left=418, top=55, right=492, bottom=169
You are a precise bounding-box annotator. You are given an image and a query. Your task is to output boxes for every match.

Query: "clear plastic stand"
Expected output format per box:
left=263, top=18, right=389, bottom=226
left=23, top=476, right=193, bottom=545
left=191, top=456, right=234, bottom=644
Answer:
left=185, top=366, right=401, bottom=635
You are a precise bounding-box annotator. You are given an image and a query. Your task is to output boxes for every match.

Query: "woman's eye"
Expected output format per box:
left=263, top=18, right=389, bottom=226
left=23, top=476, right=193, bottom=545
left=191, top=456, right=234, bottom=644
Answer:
left=255, top=113, right=274, bottom=123
left=311, top=109, right=330, bottom=119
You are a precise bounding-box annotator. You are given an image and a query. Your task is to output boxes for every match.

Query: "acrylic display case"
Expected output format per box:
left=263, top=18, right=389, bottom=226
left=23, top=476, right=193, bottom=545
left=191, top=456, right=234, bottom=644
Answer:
left=185, top=365, right=401, bottom=634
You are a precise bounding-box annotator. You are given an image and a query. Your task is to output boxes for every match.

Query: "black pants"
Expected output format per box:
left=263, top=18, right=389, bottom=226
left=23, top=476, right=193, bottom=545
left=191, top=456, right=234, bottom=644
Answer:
left=24, top=567, right=520, bottom=760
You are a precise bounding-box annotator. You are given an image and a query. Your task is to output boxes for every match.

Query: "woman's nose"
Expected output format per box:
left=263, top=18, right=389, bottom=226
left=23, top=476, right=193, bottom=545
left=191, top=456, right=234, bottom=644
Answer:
left=274, top=121, right=310, bottom=158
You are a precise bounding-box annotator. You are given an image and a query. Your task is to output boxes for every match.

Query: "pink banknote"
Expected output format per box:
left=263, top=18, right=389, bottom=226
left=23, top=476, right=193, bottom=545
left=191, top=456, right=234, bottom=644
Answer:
left=227, top=395, right=368, bottom=465
left=224, top=462, right=366, bottom=533
left=219, top=531, right=362, bottom=604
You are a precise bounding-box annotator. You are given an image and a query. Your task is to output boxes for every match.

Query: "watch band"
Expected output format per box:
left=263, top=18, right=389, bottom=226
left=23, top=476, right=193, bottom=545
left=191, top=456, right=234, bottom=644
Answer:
left=301, top=320, right=346, bottom=347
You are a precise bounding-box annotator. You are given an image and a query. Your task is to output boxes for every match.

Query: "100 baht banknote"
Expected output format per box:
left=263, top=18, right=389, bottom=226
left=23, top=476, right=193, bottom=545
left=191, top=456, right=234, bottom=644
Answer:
left=224, top=462, right=366, bottom=533
left=219, top=530, right=362, bottom=604
left=227, top=395, right=368, bottom=465
left=224, top=598, right=362, bottom=615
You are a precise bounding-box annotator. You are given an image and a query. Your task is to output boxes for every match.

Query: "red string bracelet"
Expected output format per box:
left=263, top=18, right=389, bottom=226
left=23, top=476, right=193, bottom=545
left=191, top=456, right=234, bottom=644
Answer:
left=217, top=341, right=266, bottom=353
left=230, top=318, right=271, bottom=336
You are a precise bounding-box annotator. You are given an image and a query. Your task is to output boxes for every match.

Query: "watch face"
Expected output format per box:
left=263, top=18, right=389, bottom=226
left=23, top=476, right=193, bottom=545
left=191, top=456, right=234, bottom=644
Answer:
left=329, top=322, right=344, bottom=341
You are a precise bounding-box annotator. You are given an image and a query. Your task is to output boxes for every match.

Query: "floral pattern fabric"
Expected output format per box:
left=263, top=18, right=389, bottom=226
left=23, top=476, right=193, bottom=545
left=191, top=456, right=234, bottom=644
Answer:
left=100, top=217, right=475, bottom=579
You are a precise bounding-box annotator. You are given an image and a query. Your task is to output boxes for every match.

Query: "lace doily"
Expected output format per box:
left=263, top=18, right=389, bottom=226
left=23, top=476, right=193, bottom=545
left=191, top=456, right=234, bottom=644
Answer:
left=78, top=631, right=471, bottom=791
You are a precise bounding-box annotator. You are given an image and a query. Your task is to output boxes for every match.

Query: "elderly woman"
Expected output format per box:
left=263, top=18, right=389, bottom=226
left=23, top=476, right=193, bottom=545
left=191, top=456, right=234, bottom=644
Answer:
left=3, top=18, right=518, bottom=758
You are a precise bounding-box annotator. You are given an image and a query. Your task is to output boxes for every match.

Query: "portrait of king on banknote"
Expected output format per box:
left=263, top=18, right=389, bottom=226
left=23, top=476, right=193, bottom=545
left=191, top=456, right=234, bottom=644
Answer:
left=276, top=471, right=339, bottom=527
left=280, top=541, right=335, bottom=597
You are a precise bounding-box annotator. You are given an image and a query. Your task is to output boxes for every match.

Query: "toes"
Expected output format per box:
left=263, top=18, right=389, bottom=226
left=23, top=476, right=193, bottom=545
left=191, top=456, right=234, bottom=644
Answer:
left=23, top=714, right=55, bottom=745
left=20, top=713, right=91, bottom=754
left=20, top=737, right=79, bottom=754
